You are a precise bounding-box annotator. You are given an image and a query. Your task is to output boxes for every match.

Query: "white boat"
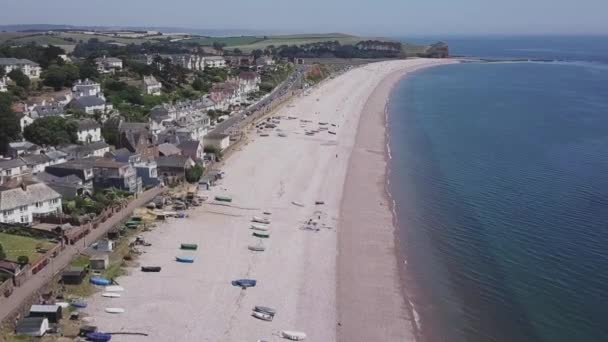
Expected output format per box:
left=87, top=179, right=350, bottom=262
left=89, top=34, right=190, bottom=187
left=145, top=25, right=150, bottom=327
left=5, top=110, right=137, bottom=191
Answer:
left=251, top=224, right=269, bottom=231
left=252, top=311, right=273, bottom=321
left=102, top=292, right=121, bottom=298
left=105, top=308, right=125, bottom=314
left=252, top=216, right=271, bottom=224
left=281, top=331, right=307, bottom=340
left=104, top=286, right=124, bottom=292
left=248, top=244, right=266, bottom=252
left=291, top=201, right=304, bottom=207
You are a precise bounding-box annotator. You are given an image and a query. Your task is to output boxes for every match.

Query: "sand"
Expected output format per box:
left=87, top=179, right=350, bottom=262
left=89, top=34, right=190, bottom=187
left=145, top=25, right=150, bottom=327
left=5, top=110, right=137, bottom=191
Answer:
left=85, top=59, right=456, bottom=341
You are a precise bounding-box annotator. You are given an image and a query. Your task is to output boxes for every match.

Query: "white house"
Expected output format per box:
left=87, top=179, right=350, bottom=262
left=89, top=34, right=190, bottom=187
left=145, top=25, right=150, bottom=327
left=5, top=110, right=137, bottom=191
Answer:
left=72, top=79, right=101, bottom=98
left=238, top=71, right=261, bottom=95
left=0, top=58, right=41, bottom=79
left=204, top=56, right=226, bottom=68
left=0, top=159, right=29, bottom=179
left=143, top=76, right=162, bottom=96
left=76, top=119, right=102, bottom=143
left=20, top=150, right=67, bottom=175
left=0, top=76, right=7, bottom=92
left=255, top=56, right=275, bottom=67
left=204, top=132, right=230, bottom=151
left=69, top=96, right=112, bottom=114
left=0, top=180, right=62, bottom=224
left=95, top=56, right=123, bottom=74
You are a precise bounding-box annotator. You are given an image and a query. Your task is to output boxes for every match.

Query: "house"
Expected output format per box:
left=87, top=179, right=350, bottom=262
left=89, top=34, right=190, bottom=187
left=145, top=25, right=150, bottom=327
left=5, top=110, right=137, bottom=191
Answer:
left=210, top=82, right=239, bottom=107
left=157, top=143, right=182, bottom=157
left=28, top=305, right=62, bottom=323
left=34, top=171, right=89, bottom=199
left=28, top=102, right=66, bottom=119
left=204, top=132, right=230, bottom=151
left=60, top=141, right=110, bottom=159
left=19, top=150, right=67, bottom=174
left=75, top=119, right=102, bottom=143
left=0, top=159, right=29, bottom=179
left=255, top=56, right=275, bottom=67
left=226, top=55, right=255, bottom=67
left=93, top=158, right=142, bottom=194
left=69, top=95, right=112, bottom=114
left=238, top=71, right=261, bottom=94
left=0, top=76, right=7, bottom=92
left=95, top=56, right=123, bottom=74
left=0, top=179, right=62, bottom=224
left=204, top=56, right=226, bottom=68
left=178, top=140, right=204, bottom=161
left=6, top=141, right=41, bottom=158
left=72, top=79, right=101, bottom=98
left=15, top=317, right=49, bottom=337
left=143, top=75, right=162, bottom=96
left=107, top=149, right=159, bottom=187
left=156, top=155, right=195, bottom=184
left=0, top=58, right=41, bottom=79
left=45, top=160, right=95, bottom=190
left=117, top=122, right=158, bottom=161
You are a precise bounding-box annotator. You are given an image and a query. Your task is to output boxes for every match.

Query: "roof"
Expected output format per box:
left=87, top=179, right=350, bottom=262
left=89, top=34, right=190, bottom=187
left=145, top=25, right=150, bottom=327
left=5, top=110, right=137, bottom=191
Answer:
left=76, top=119, right=101, bottom=131
left=205, top=132, right=230, bottom=140
left=157, top=143, right=182, bottom=156
left=96, top=56, right=122, bottom=63
left=35, top=171, right=83, bottom=186
left=108, top=148, right=133, bottom=160
left=30, top=104, right=65, bottom=118
left=156, top=155, right=192, bottom=169
left=143, top=75, right=161, bottom=86
left=119, top=122, right=149, bottom=133
left=93, top=158, right=128, bottom=169
left=178, top=140, right=201, bottom=156
left=44, top=150, right=67, bottom=161
left=0, top=58, right=39, bottom=66
left=20, top=154, right=50, bottom=166
left=16, top=317, right=47, bottom=333
left=0, top=158, right=26, bottom=170
left=239, top=71, right=259, bottom=80
left=72, top=96, right=106, bottom=108
left=8, top=141, right=39, bottom=152
left=0, top=181, right=61, bottom=210
left=205, top=56, right=225, bottom=61
left=46, top=159, right=95, bottom=171
left=73, top=79, right=98, bottom=86
left=29, top=305, right=60, bottom=313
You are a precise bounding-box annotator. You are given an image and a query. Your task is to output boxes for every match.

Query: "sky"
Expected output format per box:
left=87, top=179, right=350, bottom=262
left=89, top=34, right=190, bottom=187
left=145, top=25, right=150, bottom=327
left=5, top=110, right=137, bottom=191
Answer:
left=0, top=0, right=607, bottom=36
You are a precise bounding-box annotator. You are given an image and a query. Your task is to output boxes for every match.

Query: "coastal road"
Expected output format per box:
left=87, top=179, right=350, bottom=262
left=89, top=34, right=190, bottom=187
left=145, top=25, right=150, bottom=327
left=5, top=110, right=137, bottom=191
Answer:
left=0, top=187, right=164, bottom=324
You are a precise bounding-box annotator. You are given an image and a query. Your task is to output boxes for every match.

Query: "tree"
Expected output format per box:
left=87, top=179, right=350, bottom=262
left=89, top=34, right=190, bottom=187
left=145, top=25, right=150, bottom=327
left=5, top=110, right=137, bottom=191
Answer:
left=0, top=67, right=5, bottom=78
left=17, top=256, right=29, bottom=266
left=252, top=49, right=264, bottom=60
left=213, top=41, right=226, bottom=51
left=185, top=164, right=204, bottom=183
left=7, top=69, right=30, bottom=89
left=0, top=243, right=5, bottom=260
left=233, top=48, right=242, bottom=55
left=0, top=92, right=20, bottom=154
left=77, top=58, right=99, bottom=80
left=41, top=64, right=80, bottom=90
left=23, top=117, right=78, bottom=147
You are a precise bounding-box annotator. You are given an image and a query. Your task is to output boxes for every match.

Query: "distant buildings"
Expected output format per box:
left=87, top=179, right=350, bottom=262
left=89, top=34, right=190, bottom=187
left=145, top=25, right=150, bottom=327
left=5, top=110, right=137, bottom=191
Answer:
left=69, top=95, right=112, bottom=114
left=204, top=132, right=230, bottom=151
left=0, top=179, right=62, bottom=224
left=95, top=56, right=123, bottom=74
left=204, top=56, right=227, bottom=68
left=72, top=79, right=102, bottom=98
left=0, top=58, right=41, bottom=79
left=143, top=76, right=162, bottom=96
left=0, top=159, right=29, bottom=180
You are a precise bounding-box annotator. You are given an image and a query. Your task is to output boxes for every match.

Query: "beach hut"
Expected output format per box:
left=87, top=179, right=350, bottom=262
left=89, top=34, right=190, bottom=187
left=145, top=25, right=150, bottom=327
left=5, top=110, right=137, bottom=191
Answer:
left=90, top=254, right=109, bottom=270
left=61, top=267, right=87, bottom=285
left=15, top=317, right=49, bottom=337
left=28, top=304, right=62, bottom=323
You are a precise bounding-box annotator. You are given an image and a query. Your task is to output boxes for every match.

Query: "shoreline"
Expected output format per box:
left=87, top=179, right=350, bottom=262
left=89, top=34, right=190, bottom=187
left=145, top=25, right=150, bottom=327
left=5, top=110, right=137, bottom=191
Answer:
left=338, top=59, right=458, bottom=341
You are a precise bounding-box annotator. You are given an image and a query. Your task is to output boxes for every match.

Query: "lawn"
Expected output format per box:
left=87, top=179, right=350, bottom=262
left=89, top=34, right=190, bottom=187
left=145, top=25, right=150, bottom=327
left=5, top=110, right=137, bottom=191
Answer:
left=0, top=232, right=56, bottom=263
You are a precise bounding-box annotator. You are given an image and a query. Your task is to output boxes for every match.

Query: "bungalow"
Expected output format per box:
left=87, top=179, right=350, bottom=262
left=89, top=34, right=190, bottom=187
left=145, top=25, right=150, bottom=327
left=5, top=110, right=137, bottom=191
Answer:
left=156, top=155, right=195, bottom=184
left=75, top=119, right=102, bottom=143
left=178, top=140, right=204, bottom=161
left=69, top=95, right=112, bottom=114
left=0, top=159, right=29, bottom=179
left=204, top=132, right=230, bottom=151
left=93, top=158, right=142, bottom=194
left=0, top=179, right=62, bottom=224
left=204, top=56, right=226, bottom=68
left=0, top=58, right=41, bottom=79
left=143, top=75, right=162, bottom=96
left=95, top=56, right=123, bottom=74
left=72, top=79, right=102, bottom=98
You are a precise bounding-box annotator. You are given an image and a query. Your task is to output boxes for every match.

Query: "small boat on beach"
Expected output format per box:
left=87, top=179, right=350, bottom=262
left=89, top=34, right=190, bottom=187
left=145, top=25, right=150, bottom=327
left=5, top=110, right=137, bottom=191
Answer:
left=232, top=279, right=257, bottom=288
left=252, top=216, right=271, bottom=224
left=105, top=307, right=125, bottom=314
left=102, top=292, right=121, bottom=298
left=248, top=244, right=266, bottom=252
left=251, top=224, right=268, bottom=231
left=70, top=299, right=87, bottom=308
left=90, top=277, right=111, bottom=286
left=176, top=256, right=195, bottom=263
left=292, top=201, right=304, bottom=207
left=180, top=243, right=198, bottom=250
left=253, top=231, right=270, bottom=238
left=281, top=331, right=307, bottom=341
left=86, top=332, right=112, bottom=342
left=252, top=311, right=274, bottom=321
left=105, top=286, right=124, bottom=292
left=254, top=306, right=276, bottom=316
left=215, top=195, right=233, bottom=203
left=328, top=131, right=336, bottom=135
left=141, top=266, right=162, bottom=272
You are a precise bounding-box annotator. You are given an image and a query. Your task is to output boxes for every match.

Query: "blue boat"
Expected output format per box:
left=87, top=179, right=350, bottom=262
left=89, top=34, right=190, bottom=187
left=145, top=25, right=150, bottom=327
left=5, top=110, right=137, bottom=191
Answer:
left=86, top=332, right=112, bottom=342
left=175, top=256, right=195, bottom=263
left=90, top=276, right=111, bottom=286
left=70, top=299, right=87, bottom=308
left=231, top=279, right=257, bottom=288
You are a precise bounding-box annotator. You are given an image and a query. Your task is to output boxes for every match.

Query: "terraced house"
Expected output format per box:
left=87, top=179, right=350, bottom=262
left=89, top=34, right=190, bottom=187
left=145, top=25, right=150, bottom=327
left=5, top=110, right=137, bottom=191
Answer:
left=0, top=180, right=62, bottom=225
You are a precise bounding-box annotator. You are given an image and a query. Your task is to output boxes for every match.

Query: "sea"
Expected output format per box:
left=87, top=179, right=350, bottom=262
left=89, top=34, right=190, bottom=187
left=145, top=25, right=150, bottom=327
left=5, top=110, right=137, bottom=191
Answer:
left=388, top=36, right=608, bottom=342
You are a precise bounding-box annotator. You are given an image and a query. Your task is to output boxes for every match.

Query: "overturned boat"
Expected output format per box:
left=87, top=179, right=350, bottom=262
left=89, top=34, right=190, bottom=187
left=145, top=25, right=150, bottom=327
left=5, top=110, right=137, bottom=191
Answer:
left=141, top=266, right=162, bottom=272
left=253, top=231, right=270, bottom=238
left=251, top=224, right=268, bottom=231
left=215, top=195, right=233, bottom=203
left=281, top=331, right=307, bottom=341
left=252, top=216, right=271, bottom=224
left=175, top=256, right=195, bottom=263
left=232, top=279, right=257, bottom=288
left=252, top=310, right=274, bottom=321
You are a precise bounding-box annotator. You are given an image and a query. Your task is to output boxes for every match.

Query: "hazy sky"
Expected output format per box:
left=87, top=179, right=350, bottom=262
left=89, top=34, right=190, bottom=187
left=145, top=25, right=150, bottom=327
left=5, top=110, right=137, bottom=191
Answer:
left=1, top=0, right=607, bottom=36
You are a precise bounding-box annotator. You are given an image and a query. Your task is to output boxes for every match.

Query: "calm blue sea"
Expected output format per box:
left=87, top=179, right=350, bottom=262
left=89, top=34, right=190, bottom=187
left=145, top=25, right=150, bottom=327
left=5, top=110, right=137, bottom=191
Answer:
left=389, top=36, right=608, bottom=342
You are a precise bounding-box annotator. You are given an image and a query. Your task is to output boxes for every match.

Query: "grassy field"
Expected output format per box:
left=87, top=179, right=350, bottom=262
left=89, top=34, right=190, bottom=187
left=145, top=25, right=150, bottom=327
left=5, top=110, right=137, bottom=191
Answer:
left=186, top=36, right=264, bottom=47
left=228, top=34, right=378, bottom=52
left=0, top=232, right=56, bottom=263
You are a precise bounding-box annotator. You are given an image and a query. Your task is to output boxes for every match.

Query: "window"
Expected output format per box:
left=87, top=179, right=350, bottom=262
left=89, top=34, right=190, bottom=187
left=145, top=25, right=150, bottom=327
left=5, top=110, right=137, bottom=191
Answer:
left=35, top=201, right=43, bottom=208
left=3, top=210, right=14, bottom=217
left=6, top=169, right=11, bottom=176
left=20, top=215, right=28, bottom=223
left=19, top=206, right=27, bottom=212
left=51, top=199, right=59, bottom=204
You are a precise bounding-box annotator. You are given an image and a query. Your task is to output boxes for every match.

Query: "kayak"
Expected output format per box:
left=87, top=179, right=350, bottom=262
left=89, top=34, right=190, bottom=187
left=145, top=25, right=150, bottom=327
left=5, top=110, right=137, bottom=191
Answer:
left=232, top=279, right=257, bottom=288
left=253, top=231, right=270, bottom=238
left=141, top=266, right=162, bottom=272
left=252, top=311, right=273, bottom=321
left=176, top=256, right=195, bottom=263
left=90, top=276, right=111, bottom=286
left=86, top=332, right=112, bottom=342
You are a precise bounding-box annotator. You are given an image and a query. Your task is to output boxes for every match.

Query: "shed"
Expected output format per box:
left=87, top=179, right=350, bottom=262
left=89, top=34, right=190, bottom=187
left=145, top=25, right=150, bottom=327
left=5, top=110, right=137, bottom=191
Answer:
left=61, top=267, right=87, bottom=285
left=28, top=304, right=62, bottom=323
left=15, top=317, right=49, bottom=337
left=90, top=254, right=109, bottom=270
left=96, top=239, right=114, bottom=252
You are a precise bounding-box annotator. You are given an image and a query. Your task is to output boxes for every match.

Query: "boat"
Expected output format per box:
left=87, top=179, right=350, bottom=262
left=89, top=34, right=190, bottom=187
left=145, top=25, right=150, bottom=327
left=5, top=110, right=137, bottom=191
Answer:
left=248, top=241, right=266, bottom=251
left=253, top=231, right=270, bottom=238
left=141, top=266, right=162, bottom=272
left=180, top=243, right=198, bottom=250
left=292, top=201, right=304, bottom=207
left=263, top=211, right=272, bottom=215
left=104, top=308, right=125, bottom=314
left=70, top=299, right=87, bottom=308
left=278, top=133, right=288, bottom=137
left=281, top=331, right=307, bottom=341
left=251, top=224, right=268, bottom=231
left=252, top=216, right=270, bottom=224
left=176, top=256, right=195, bottom=263
left=90, top=277, right=111, bottom=286
left=215, top=195, right=233, bottom=203
left=231, top=279, right=257, bottom=288
left=86, top=332, right=112, bottom=342
left=260, top=133, right=270, bottom=137
left=104, top=286, right=124, bottom=292
left=252, top=311, right=274, bottom=321
left=254, top=306, right=276, bottom=316
left=328, top=131, right=336, bottom=135
left=318, top=122, right=328, bottom=125
left=101, top=292, right=121, bottom=298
